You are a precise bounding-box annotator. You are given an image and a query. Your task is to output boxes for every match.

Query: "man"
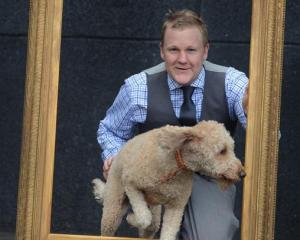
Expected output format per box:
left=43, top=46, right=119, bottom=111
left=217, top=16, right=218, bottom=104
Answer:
left=97, top=9, right=248, bottom=240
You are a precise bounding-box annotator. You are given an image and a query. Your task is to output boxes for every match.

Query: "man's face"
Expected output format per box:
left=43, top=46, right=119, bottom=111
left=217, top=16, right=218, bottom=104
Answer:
left=160, top=26, right=209, bottom=85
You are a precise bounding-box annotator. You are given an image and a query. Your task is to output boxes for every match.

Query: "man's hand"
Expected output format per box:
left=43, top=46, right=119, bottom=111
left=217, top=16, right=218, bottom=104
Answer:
left=242, top=85, right=249, bottom=116
left=103, top=157, right=114, bottom=180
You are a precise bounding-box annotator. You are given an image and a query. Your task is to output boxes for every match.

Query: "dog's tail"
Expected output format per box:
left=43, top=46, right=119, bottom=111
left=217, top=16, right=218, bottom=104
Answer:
left=92, top=178, right=106, bottom=205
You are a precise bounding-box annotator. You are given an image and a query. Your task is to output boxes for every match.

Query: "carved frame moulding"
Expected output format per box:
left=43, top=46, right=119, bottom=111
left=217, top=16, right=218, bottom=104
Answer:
left=16, top=0, right=286, bottom=239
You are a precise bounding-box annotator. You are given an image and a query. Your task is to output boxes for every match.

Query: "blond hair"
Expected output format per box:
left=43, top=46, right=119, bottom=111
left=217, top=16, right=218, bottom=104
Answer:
left=160, top=9, right=208, bottom=46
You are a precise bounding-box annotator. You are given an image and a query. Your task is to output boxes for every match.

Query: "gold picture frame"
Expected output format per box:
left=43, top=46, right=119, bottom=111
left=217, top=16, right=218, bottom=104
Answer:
left=15, top=0, right=286, bottom=239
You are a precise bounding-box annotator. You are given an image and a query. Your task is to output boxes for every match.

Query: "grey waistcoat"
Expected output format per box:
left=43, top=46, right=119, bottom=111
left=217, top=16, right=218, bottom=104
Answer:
left=138, top=61, right=237, bottom=136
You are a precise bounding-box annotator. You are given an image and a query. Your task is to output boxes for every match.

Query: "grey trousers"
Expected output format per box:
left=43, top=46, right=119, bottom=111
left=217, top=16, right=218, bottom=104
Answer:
left=178, top=174, right=239, bottom=240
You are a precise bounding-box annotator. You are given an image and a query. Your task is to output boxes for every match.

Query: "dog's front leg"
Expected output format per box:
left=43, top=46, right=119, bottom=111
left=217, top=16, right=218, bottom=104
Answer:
left=159, top=205, right=185, bottom=240
left=124, top=185, right=152, bottom=229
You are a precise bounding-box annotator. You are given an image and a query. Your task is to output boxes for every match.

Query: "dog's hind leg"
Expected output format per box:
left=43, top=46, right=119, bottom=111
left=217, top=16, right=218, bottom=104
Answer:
left=138, top=205, right=162, bottom=239
left=127, top=204, right=161, bottom=238
left=124, top=185, right=152, bottom=229
left=101, top=176, right=127, bottom=236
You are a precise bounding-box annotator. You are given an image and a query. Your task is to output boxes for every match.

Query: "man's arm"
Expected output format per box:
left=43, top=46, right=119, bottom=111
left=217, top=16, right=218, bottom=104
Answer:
left=242, top=85, right=249, bottom=115
left=97, top=73, right=148, bottom=178
left=225, top=67, right=249, bottom=128
left=97, top=83, right=135, bottom=178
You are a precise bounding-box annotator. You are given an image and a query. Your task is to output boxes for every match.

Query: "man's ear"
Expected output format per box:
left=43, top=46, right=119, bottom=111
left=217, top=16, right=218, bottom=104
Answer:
left=160, top=42, right=165, bottom=60
left=203, top=43, right=209, bottom=61
left=157, top=125, right=194, bottom=151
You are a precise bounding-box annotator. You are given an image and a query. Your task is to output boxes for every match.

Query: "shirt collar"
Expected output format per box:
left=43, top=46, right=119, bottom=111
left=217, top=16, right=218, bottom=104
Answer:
left=167, top=67, right=205, bottom=90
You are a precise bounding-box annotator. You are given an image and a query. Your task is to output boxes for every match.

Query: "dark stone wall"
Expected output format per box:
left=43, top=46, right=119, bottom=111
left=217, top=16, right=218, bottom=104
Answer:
left=0, top=0, right=28, bottom=233
left=0, top=1, right=299, bottom=239
left=275, top=1, right=300, bottom=239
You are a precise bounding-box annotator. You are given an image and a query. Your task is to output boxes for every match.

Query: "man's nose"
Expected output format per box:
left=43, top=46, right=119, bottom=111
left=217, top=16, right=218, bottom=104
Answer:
left=178, top=51, right=187, bottom=63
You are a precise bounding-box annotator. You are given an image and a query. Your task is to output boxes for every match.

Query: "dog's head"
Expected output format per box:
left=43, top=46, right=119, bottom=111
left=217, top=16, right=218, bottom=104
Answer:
left=158, top=121, right=245, bottom=189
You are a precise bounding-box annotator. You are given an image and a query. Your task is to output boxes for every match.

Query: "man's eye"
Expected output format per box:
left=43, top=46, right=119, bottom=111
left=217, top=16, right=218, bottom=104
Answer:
left=168, top=48, right=178, bottom=52
left=187, top=48, right=196, bottom=52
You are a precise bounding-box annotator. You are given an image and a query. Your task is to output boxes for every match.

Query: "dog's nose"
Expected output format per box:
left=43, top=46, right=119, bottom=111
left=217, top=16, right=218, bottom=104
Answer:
left=240, top=170, right=246, bottom=178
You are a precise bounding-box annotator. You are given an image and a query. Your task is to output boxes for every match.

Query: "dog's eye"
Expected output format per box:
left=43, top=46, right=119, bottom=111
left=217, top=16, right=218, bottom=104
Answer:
left=220, top=148, right=227, bottom=155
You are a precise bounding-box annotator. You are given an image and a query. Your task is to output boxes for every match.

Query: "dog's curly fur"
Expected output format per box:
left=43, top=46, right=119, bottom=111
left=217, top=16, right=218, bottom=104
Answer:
left=92, top=120, right=245, bottom=240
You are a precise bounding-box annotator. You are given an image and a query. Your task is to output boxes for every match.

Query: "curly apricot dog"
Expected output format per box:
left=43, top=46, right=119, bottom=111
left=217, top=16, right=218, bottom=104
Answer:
left=92, top=120, right=245, bottom=240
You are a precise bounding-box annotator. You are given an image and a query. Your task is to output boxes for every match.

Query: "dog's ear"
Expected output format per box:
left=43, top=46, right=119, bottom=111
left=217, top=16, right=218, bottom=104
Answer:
left=158, top=125, right=195, bottom=150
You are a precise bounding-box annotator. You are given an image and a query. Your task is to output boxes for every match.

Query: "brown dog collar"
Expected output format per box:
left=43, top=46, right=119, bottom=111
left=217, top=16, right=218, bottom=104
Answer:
left=159, top=150, right=189, bottom=183
left=175, top=149, right=188, bottom=170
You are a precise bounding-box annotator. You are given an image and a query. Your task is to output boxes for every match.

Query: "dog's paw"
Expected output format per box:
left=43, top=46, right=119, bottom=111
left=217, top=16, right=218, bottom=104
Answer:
left=91, top=178, right=106, bottom=204
left=137, top=220, right=160, bottom=239
left=126, top=213, right=138, bottom=227
left=126, top=210, right=152, bottom=229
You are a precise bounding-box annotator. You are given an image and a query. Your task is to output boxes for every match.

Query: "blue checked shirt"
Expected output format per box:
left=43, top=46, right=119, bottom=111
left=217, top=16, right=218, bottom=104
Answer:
left=97, top=65, right=248, bottom=161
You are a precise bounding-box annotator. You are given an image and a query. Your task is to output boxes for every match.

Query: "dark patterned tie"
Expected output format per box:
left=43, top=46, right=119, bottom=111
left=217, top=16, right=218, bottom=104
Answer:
left=179, top=86, right=197, bottom=126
